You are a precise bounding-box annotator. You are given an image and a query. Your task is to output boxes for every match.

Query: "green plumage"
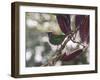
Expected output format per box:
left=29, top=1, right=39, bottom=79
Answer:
left=48, top=32, right=65, bottom=45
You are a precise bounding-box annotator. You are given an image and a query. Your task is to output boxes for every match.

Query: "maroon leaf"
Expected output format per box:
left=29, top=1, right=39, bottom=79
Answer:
left=61, top=49, right=83, bottom=61
left=75, top=15, right=89, bottom=44
left=56, top=14, right=71, bottom=34
left=75, top=15, right=84, bottom=28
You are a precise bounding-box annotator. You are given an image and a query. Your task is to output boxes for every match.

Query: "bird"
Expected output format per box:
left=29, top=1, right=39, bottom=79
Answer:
left=47, top=32, right=66, bottom=45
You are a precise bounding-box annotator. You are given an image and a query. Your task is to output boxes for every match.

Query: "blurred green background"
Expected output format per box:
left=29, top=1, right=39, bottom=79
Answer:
left=25, top=12, right=89, bottom=67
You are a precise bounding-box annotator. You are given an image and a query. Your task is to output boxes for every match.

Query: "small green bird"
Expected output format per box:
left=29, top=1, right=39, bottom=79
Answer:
left=47, top=32, right=65, bottom=45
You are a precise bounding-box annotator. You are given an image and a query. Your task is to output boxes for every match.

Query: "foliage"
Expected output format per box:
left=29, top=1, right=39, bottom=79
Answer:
left=26, top=13, right=89, bottom=67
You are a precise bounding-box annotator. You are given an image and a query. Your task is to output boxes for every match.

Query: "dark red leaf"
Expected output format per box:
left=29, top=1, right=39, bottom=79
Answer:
left=61, top=49, right=83, bottom=61
left=56, top=14, right=71, bottom=34
left=75, top=15, right=84, bottom=28
left=75, top=15, right=89, bottom=44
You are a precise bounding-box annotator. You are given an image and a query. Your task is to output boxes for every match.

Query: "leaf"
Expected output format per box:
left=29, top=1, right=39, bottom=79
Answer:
left=75, top=15, right=84, bottom=28
left=75, top=15, right=89, bottom=44
left=61, top=49, right=83, bottom=61
left=56, top=14, right=71, bottom=34
left=48, top=32, right=65, bottom=45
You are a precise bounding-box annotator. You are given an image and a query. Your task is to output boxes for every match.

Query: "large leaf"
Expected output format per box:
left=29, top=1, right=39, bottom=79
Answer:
left=61, top=49, right=82, bottom=61
left=75, top=15, right=89, bottom=44
left=75, top=15, right=84, bottom=28
left=56, top=14, right=71, bottom=34
left=48, top=32, right=65, bottom=45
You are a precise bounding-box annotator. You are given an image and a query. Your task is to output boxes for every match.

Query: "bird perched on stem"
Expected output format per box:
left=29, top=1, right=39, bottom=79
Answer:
left=47, top=32, right=66, bottom=45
